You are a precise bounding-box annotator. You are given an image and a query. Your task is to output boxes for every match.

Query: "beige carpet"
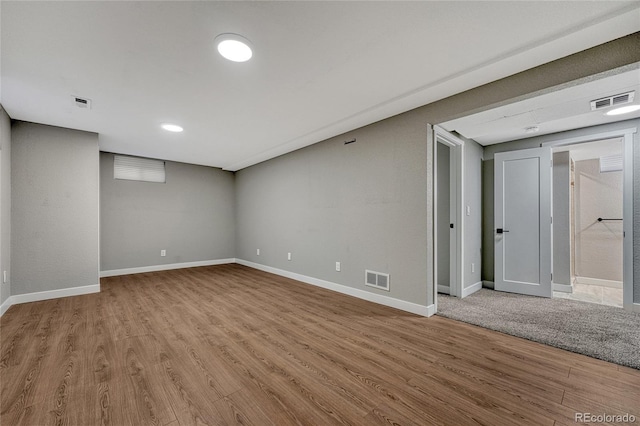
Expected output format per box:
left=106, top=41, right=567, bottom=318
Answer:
left=437, top=289, right=640, bottom=369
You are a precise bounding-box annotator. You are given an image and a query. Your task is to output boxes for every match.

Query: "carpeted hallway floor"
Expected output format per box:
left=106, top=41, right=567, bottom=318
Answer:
left=437, top=288, right=640, bottom=369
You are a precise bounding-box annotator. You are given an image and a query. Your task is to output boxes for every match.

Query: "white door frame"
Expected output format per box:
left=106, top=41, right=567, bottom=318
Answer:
left=542, top=127, right=636, bottom=312
left=433, top=126, right=464, bottom=299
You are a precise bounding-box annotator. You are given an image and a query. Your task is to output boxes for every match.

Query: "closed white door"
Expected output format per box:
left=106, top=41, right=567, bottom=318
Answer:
left=494, top=147, right=552, bottom=297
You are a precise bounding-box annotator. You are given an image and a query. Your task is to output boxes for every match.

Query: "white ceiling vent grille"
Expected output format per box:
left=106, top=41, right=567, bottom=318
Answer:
left=590, top=91, right=634, bottom=111
left=73, top=96, right=92, bottom=109
left=365, top=270, right=390, bottom=291
left=599, top=154, right=623, bottom=173
left=114, top=155, right=166, bottom=183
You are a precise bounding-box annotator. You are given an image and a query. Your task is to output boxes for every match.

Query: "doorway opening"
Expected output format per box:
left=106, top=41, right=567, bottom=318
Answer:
left=432, top=126, right=464, bottom=299
left=551, top=138, right=625, bottom=307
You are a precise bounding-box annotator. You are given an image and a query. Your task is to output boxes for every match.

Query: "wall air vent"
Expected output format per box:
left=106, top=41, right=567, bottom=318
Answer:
left=365, top=270, right=390, bottom=291
left=600, top=154, right=623, bottom=173
left=590, top=91, right=634, bottom=111
left=73, top=96, right=92, bottom=109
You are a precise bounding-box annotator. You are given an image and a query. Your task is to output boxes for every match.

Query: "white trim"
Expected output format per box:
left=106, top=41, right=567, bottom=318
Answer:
left=0, top=296, right=12, bottom=316
left=483, top=280, right=495, bottom=289
left=461, top=281, right=482, bottom=298
left=574, top=276, right=622, bottom=289
left=437, top=285, right=450, bottom=294
left=100, top=258, right=236, bottom=277
left=552, top=283, right=573, bottom=293
left=433, top=126, right=464, bottom=300
left=426, top=304, right=436, bottom=316
left=9, top=284, right=100, bottom=306
left=236, top=259, right=433, bottom=317
left=541, top=128, right=637, bottom=148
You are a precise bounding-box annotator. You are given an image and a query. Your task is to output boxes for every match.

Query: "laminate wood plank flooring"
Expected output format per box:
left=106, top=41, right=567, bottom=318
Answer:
left=2, top=264, right=639, bottom=426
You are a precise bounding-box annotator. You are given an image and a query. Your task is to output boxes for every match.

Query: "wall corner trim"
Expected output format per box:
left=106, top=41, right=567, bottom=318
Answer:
left=426, top=304, right=436, bottom=317
left=236, top=259, right=432, bottom=317
left=100, top=258, right=236, bottom=277
left=461, top=281, right=483, bottom=298
left=0, top=297, right=13, bottom=316
left=1, top=283, right=101, bottom=316
left=552, top=283, right=574, bottom=293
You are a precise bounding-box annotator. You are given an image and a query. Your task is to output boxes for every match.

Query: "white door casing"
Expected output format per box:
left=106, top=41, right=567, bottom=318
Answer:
left=495, top=147, right=552, bottom=297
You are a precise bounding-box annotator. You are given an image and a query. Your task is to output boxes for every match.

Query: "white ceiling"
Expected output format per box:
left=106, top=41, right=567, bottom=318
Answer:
left=441, top=68, right=640, bottom=145
left=2, top=2, right=639, bottom=171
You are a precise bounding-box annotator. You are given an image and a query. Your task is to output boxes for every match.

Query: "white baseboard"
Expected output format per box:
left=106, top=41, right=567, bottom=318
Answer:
left=575, top=276, right=622, bottom=289
left=483, top=280, right=495, bottom=289
left=437, top=285, right=450, bottom=294
left=553, top=283, right=573, bottom=293
left=0, top=284, right=101, bottom=316
left=426, top=304, right=436, bottom=316
left=630, top=303, right=640, bottom=314
left=0, top=297, right=12, bottom=316
left=461, top=281, right=482, bottom=298
left=100, top=258, right=236, bottom=277
left=236, top=259, right=432, bottom=317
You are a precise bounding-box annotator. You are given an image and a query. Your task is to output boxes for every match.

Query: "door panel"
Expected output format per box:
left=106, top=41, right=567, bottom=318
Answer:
left=495, top=147, right=551, bottom=297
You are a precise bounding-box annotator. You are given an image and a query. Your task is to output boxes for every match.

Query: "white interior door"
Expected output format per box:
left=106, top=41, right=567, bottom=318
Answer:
left=495, top=147, right=552, bottom=297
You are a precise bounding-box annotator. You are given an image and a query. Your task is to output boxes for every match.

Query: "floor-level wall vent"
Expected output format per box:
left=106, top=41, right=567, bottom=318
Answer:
left=365, top=270, right=390, bottom=291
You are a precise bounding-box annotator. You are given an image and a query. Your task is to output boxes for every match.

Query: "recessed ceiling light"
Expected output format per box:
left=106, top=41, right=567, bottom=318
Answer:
left=605, top=104, right=640, bottom=116
left=161, top=123, right=183, bottom=132
left=215, top=33, right=253, bottom=62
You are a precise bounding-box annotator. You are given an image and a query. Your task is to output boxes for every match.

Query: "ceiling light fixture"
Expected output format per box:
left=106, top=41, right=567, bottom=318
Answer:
left=605, top=104, right=640, bottom=116
left=161, top=123, right=184, bottom=132
left=215, top=33, right=253, bottom=62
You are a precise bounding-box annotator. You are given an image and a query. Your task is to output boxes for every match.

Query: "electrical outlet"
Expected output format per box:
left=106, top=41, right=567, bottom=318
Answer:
left=257, top=248, right=260, bottom=256
left=335, top=262, right=341, bottom=272
left=471, top=263, right=475, bottom=273
left=161, top=250, right=166, bottom=257
left=287, top=252, right=292, bottom=261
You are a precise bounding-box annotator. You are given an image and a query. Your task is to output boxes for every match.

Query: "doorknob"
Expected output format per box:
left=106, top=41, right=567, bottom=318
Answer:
left=496, top=228, right=510, bottom=234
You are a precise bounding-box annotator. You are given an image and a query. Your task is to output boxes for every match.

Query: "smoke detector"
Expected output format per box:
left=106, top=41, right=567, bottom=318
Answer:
left=72, top=96, right=92, bottom=109
left=590, top=91, right=634, bottom=111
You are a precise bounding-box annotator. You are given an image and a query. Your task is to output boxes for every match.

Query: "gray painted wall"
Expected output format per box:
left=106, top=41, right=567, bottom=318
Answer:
left=0, top=106, right=11, bottom=305
left=463, top=137, right=484, bottom=288
left=236, top=35, right=640, bottom=309
left=236, top=113, right=429, bottom=305
left=436, top=144, right=450, bottom=289
left=100, top=152, right=236, bottom=271
left=481, top=159, right=495, bottom=283
left=553, top=152, right=571, bottom=286
left=482, top=118, right=640, bottom=303
left=11, top=121, right=99, bottom=295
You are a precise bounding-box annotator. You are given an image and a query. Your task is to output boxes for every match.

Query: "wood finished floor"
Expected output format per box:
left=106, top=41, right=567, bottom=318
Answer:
left=1, top=264, right=639, bottom=426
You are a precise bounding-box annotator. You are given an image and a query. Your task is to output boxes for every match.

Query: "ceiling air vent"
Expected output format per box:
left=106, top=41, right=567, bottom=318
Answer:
left=365, top=270, right=390, bottom=291
left=590, top=91, right=634, bottom=111
left=73, top=96, right=92, bottom=109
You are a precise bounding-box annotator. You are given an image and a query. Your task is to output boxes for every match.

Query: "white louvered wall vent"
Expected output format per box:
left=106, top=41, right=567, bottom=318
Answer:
left=114, top=155, right=166, bottom=183
left=600, top=154, right=623, bottom=173
left=365, top=270, right=390, bottom=291
left=590, top=91, right=634, bottom=111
